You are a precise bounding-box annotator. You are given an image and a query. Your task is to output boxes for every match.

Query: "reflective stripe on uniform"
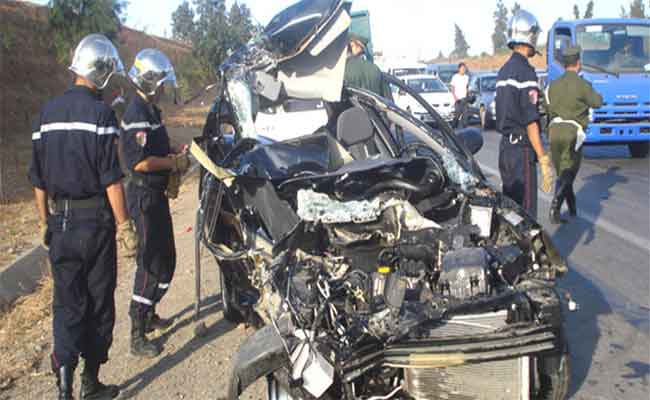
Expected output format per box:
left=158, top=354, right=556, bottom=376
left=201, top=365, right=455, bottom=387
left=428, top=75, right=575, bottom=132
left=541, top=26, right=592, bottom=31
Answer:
left=158, top=283, right=170, bottom=289
left=496, top=79, right=538, bottom=89
left=121, top=121, right=162, bottom=131
left=132, top=294, right=153, bottom=305
left=32, top=122, right=119, bottom=140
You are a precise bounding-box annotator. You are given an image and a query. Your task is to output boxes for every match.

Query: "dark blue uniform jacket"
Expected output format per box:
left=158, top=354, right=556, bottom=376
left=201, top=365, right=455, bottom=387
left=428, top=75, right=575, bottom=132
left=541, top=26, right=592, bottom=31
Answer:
left=29, top=86, right=123, bottom=200
left=120, top=94, right=171, bottom=191
left=495, top=52, right=540, bottom=140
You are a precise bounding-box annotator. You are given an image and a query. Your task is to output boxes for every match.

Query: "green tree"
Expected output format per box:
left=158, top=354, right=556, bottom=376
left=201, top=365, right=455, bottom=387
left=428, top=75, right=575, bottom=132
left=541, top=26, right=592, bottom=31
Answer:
left=492, top=0, right=508, bottom=54
left=630, top=0, right=647, bottom=17
left=573, top=4, right=581, bottom=19
left=227, top=2, right=254, bottom=50
left=620, top=0, right=647, bottom=17
left=48, top=0, right=127, bottom=63
left=453, top=24, right=470, bottom=59
left=584, top=1, right=595, bottom=18
left=171, top=1, right=195, bottom=43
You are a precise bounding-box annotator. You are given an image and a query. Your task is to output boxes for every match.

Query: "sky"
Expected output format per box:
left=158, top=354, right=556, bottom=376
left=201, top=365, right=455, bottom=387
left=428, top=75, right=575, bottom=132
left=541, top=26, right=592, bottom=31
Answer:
left=28, top=0, right=631, bottom=59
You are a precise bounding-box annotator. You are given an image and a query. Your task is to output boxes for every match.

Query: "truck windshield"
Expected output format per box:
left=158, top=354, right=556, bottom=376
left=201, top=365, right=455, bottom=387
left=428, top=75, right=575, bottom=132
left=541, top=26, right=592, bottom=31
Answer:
left=406, top=78, right=448, bottom=93
left=576, top=24, right=650, bottom=74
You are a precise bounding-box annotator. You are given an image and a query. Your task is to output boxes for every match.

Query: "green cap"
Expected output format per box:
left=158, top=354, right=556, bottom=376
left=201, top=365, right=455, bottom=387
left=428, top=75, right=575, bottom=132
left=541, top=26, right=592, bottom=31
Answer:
left=561, top=45, right=581, bottom=65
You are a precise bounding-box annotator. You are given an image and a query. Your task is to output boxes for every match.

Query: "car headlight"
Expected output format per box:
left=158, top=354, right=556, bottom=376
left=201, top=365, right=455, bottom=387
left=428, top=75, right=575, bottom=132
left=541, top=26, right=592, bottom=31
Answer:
left=589, top=108, right=594, bottom=122
left=490, top=100, right=496, bottom=115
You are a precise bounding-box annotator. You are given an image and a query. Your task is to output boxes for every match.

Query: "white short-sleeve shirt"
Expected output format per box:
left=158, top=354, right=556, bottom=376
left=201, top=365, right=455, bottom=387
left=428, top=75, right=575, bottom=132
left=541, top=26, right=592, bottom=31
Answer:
left=451, top=73, right=469, bottom=100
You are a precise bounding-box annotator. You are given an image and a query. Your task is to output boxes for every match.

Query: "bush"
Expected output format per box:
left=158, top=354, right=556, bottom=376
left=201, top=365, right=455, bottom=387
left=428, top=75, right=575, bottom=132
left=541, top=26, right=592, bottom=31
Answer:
left=48, top=0, right=127, bottom=63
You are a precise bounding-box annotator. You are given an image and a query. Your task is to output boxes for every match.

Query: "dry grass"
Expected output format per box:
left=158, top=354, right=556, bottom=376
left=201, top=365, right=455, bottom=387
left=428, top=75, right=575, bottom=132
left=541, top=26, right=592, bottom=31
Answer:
left=167, top=105, right=211, bottom=129
left=0, top=199, right=39, bottom=268
left=0, top=277, right=53, bottom=391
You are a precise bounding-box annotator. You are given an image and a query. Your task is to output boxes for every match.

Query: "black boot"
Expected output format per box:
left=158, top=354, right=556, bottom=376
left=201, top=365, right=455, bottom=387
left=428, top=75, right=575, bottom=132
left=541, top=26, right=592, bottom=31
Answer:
left=566, top=186, right=577, bottom=217
left=54, top=365, right=74, bottom=400
left=79, top=360, right=119, bottom=399
left=130, top=318, right=161, bottom=358
left=549, top=180, right=568, bottom=225
left=145, top=308, right=173, bottom=333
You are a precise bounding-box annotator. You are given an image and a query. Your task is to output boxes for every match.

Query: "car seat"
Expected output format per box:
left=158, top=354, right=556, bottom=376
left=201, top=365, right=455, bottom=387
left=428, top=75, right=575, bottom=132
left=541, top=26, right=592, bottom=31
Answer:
left=336, top=106, right=380, bottom=160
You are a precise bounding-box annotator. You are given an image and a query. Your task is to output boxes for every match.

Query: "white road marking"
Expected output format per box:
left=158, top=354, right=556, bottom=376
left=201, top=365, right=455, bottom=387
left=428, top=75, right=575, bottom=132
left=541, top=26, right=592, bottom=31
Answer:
left=478, top=162, right=650, bottom=251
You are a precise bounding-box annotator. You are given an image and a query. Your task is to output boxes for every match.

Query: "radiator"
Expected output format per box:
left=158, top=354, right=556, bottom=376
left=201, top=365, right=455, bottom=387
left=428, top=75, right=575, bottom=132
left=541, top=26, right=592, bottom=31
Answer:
left=403, top=311, right=530, bottom=400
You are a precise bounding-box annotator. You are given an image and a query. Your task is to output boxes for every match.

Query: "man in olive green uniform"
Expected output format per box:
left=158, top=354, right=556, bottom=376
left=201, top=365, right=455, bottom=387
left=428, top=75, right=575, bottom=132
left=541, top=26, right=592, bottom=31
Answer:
left=545, top=46, right=603, bottom=224
left=344, top=33, right=392, bottom=100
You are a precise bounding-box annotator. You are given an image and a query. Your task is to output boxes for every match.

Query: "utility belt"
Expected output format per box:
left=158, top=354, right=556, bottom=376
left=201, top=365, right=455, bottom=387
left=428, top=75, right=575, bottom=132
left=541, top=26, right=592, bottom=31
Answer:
left=53, top=195, right=109, bottom=213
left=50, top=195, right=113, bottom=232
left=129, top=173, right=168, bottom=192
left=549, top=117, right=586, bottom=151
left=500, top=129, right=529, bottom=146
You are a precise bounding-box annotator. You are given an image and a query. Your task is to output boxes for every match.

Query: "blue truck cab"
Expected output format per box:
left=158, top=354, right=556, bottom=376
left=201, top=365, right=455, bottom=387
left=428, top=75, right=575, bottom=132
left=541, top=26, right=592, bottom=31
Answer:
left=547, top=19, right=650, bottom=158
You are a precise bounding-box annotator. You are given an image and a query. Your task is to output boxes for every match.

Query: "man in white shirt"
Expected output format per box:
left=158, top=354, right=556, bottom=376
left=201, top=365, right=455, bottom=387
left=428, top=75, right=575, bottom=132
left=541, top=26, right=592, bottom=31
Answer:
left=451, top=62, right=470, bottom=128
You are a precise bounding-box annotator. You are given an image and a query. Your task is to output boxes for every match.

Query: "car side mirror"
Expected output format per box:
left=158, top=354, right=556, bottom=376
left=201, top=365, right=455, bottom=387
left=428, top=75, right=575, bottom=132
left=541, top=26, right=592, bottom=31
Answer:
left=455, top=127, right=483, bottom=155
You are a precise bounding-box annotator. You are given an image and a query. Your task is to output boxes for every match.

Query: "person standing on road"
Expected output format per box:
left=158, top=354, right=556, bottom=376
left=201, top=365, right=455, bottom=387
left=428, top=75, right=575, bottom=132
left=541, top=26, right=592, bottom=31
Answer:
left=495, top=10, right=554, bottom=218
left=545, top=46, right=603, bottom=224
left=29, top=34, right=137, bottom=400
left=344, top=33, right=393, bottom=100
left=120, top=49, right=189, bottom=359
left=451, top=62, right=470, bottom=128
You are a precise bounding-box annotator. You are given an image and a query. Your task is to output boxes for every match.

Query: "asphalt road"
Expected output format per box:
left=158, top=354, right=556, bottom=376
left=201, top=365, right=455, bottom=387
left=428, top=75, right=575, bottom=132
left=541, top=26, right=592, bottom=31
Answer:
left=474, top=130, right=650, bottom=399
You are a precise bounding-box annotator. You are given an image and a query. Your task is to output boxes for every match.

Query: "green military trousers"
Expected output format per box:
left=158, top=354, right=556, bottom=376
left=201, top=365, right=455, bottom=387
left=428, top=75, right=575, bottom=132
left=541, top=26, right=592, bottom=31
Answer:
left=549, top=123, right=582, bottom=178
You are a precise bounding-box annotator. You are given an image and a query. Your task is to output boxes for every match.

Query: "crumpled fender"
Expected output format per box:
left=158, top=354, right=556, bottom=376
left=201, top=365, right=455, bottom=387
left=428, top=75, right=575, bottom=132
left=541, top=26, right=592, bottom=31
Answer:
left=227, top=324, right=291, bottom=399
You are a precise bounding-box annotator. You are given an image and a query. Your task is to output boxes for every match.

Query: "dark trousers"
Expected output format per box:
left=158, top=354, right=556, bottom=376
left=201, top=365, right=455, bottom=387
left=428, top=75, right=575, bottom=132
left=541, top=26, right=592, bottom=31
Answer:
left=127, top=185, right=176, bottom=320
left=48, top=208, right=117, bottom=369
left=454, top=99, right=468, bottom=128
left=499, top=136, right=538, bottom=218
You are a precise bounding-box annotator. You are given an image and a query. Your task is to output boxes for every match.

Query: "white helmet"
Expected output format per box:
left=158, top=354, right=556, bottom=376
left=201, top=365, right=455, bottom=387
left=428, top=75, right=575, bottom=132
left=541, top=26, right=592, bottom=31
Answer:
left=128, top=49, right=178, bottom=97
left=69, top=34, right=125, bottom=90
left=507, top=10, right=542, bottom=51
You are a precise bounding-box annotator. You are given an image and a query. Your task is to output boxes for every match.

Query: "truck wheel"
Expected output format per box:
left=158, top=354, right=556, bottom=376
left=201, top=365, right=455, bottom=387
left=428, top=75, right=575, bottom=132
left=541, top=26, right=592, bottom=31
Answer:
left=628, top=142, right=649, bottom=158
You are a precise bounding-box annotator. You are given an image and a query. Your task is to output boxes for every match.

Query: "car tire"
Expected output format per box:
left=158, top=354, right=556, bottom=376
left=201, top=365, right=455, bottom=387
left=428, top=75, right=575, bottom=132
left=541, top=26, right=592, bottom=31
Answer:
left=628, top=142, right=649, bottom=158
left=220, top=268, right=245, bottom=323
left=534, top=327, right=570, bottom=400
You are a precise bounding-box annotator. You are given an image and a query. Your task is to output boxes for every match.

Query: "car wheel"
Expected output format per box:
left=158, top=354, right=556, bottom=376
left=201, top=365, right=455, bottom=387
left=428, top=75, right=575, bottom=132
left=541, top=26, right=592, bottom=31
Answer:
left=534, top=327, right=570, bottom=400
left=628, top=142, right=649, bottom=158
left=220, top=268, right=245, bottom=323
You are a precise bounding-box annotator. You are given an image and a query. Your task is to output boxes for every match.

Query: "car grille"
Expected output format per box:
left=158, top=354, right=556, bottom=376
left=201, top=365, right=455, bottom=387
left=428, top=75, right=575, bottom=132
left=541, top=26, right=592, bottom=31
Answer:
left=403, top=311, right=530, bottom=400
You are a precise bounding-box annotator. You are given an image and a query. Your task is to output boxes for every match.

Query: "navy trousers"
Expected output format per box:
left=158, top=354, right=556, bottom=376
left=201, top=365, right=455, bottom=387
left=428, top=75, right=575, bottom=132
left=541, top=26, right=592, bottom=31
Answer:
left=498, top=136, right=538, bottom=218
left=127, top=185, right=176, bottom=320
left=49, top=207, right=117, bottom=369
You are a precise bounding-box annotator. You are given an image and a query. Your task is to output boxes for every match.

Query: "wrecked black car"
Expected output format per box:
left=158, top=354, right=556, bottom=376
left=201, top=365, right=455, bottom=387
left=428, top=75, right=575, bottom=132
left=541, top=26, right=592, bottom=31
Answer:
left=191, top=1, right=571, bottom=399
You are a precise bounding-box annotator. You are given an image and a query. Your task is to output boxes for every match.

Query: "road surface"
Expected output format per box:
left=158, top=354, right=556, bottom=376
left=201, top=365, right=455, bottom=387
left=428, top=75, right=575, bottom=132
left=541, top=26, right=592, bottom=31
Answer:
left=3, top=127, right=648, bottom=399
left=474, top=130, right=650, bottom=399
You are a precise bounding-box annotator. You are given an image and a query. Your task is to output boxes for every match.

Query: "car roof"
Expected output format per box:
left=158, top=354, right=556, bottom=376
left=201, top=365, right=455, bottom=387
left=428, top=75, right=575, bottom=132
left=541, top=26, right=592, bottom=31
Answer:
left=400, top=74, right=443, bottom=80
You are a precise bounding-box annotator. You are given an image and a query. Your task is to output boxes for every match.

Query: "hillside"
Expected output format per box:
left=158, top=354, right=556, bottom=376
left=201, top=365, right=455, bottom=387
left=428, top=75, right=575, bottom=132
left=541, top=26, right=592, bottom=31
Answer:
left=0, top=0, right=198, bottom=203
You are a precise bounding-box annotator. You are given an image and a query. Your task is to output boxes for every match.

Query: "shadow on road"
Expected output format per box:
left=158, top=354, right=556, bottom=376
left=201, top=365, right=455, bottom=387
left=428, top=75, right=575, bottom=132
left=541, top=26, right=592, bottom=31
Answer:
left=119, top=294, right=235, bottom=398
left=552, top=166, right=628, bottom=396
left=555, top=166, right=627, bottom=248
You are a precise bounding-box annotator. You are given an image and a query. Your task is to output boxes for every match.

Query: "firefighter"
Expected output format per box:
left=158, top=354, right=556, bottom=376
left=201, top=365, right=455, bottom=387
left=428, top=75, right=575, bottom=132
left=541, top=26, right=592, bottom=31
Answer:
left=120, top=49, right=189, bottom=358
left=495, top=10, right=554, bottom=218
left=344, top=33, right=393, bottom=100
left=545, top=46, right=603, bottom=224
left=29, top=34, right=137, bottom=400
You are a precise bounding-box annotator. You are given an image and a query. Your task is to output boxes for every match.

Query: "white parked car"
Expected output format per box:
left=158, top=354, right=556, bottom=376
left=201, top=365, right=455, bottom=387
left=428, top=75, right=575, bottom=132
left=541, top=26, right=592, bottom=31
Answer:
left=394, top=74, right=455, bottom=123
